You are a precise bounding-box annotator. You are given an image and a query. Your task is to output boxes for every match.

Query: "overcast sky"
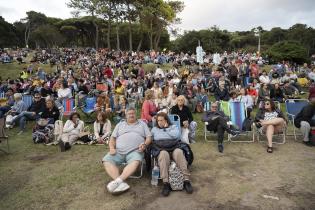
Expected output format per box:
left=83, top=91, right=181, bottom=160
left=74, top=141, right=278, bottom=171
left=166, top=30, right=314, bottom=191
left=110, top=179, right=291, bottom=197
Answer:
left=1, top=0, right=315, bottom=32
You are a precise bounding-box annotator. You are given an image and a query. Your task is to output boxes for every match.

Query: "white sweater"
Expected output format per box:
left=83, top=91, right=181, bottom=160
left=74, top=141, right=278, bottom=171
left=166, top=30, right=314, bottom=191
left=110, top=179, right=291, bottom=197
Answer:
left=63, top=120, right=84, bottom=135
left=94, top=120, right=111, bottom=139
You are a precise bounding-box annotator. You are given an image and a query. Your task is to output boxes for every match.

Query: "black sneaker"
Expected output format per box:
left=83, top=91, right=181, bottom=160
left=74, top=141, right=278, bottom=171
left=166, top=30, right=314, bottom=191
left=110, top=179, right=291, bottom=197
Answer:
left=183, top=180, right=193, bottom=194
left=218, top=144, right=224, bottom=153
left=65, top=142, right=71, bottom=151
left=59, top=141, right=65, bottom=152
left=255, top=122, right=262, bottom=128
left=303, top=141, right=314, bottom=147
left=161, top=182, right=171, bottom=197
left=230, top=129, right=240, bottom=138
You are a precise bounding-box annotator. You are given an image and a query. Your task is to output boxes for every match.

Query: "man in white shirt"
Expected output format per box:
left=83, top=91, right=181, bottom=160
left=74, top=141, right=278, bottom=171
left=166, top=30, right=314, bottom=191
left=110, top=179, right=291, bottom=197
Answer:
left=155, top=65, right=165, bottom=78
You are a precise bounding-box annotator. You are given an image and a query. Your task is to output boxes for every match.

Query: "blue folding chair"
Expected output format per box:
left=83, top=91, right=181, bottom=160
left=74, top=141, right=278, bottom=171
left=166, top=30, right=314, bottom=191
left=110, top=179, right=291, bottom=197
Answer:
left=229, top=101, right=254, bottom=142
left=285, top=99, right=309, bottom=140
left=22, top=95, right=33, bottom=109
left=203, top=101, right=211, bottom=112
left=61, top=98, right=76, bottom=120
left=168, top=114, right=181, bottom=136
left=80, top=97, right=96, bottom=123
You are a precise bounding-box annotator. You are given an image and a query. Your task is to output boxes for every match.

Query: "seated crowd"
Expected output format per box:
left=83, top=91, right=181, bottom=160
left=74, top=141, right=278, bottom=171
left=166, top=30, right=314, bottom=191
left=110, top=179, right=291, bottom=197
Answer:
left=0, top=48, right=315, bottom=195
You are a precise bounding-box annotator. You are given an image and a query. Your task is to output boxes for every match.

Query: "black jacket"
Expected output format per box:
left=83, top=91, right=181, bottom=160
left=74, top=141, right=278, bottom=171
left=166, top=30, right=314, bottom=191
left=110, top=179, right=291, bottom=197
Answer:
left=202, top=110, right=228, bottom=122
left=214, top=88, right=229, bottom=101
left=41, top=106, right=60, bottom=123
left=294, top=104, right=315, bottom=128
left=28, top=98, right=46, bottom=114
left=170, top=105, right=193, bottom=126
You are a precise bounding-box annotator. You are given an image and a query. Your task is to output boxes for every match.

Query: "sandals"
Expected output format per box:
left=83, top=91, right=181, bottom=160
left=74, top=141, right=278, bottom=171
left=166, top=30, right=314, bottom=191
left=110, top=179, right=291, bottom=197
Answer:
left=267, top=146, right=273, bottom=153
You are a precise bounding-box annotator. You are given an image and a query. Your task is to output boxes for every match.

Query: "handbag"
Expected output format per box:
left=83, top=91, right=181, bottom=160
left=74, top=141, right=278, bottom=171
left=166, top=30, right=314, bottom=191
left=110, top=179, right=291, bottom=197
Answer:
left=78, top=126, right=91, bottom=143
left=169, top=161, right=184, bottom=191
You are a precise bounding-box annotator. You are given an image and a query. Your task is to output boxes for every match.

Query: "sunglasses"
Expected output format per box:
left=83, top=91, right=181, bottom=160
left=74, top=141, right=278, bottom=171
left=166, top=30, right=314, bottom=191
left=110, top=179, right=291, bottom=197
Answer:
left=265, top=103, right=270, bottom=105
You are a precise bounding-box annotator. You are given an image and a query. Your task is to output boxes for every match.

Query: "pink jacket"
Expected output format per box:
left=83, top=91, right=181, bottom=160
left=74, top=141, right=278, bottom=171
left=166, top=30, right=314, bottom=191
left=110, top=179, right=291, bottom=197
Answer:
left=141, top=100, right=157, bottom=123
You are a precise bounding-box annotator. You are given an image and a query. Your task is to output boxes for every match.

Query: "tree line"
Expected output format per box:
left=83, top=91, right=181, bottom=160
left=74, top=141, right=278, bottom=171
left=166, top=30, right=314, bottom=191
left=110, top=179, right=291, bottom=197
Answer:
left=0, top=0, right=315, bottom=64
left=171, top=25, right=315, bottom=56
left=0, top=0, right=184, bottom=51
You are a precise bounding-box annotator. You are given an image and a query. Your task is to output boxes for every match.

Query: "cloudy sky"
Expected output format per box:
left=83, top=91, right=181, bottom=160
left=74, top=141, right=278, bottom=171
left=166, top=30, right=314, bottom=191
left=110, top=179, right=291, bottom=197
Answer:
left=1, top=0, right=315, bottom=32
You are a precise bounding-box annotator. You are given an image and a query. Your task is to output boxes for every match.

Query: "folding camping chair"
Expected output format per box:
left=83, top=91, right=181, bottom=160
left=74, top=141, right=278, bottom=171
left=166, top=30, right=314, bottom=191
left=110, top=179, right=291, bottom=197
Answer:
left=204, top=101, right=217, bottom=142
left=22, top=95, right=33, bottom=109
left=0, top=117, right=9, bottom=154
left=60, top=98, right=76, bottom=120
left=203, top=101, right=229, bottom=142
left=220, top=100, right=230, bottom=117
left=169, top=114, right=181, bottom=136
left=255, top=101, right=287, bottom=144
left=80, top=97, right=96, bottom=123
left=228, top=101, right=255, bottom=142
left=285, top=99, right=309, bottom=141
left=96, top=83, right=108, bottom=92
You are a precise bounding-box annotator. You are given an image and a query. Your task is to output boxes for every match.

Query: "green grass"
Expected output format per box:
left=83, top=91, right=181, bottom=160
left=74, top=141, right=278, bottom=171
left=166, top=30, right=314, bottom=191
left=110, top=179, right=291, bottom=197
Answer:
left=0, top=60, right=315, bottom=210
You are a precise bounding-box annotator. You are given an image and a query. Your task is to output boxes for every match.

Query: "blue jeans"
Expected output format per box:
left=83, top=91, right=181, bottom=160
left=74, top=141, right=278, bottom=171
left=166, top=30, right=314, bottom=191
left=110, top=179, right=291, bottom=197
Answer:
left=12, top=111, right=38, bottom=131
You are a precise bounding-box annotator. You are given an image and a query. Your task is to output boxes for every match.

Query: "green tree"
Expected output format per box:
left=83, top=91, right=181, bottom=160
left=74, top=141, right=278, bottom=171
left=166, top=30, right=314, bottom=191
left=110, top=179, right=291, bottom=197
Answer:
left=266, top=41, right=309, bottom=64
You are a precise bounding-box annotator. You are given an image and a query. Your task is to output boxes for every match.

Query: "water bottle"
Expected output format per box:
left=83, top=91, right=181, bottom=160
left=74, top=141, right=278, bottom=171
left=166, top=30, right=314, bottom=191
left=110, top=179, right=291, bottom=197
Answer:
left=151, top=165, right=160, bottom=186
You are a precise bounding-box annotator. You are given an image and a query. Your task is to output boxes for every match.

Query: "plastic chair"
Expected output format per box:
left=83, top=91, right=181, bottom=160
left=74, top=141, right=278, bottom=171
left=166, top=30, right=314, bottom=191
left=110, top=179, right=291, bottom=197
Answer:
left=285, top=99, right=309, bottom=140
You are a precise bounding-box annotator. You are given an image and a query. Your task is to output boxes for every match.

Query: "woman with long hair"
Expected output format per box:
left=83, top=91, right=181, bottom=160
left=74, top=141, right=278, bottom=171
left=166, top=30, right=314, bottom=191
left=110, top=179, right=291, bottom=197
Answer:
left=255, top=100, right=286, bottom=153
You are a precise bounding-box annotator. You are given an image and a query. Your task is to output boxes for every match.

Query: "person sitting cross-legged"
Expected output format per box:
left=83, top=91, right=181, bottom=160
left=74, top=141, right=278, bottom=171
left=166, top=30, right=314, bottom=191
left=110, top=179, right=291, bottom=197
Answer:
left=102, top=107, right=152, bottom=194
left=151, top=112, right=193, bottom=197
left=202, top=102, right=240, bottom=153
left=59, top=112, right=84, bottom=152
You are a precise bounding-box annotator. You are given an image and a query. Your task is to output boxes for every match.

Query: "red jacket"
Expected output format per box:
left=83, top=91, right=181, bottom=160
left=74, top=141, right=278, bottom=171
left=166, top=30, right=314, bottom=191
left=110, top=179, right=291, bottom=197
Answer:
left=103, top=67, right=113, bottom=78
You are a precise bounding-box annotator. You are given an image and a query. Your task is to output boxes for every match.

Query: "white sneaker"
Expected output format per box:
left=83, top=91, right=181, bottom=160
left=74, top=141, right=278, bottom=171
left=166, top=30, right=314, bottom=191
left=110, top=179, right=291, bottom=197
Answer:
left=107, top=180, right=121, bottom=193
left=112, top=182, right=130, bottom=194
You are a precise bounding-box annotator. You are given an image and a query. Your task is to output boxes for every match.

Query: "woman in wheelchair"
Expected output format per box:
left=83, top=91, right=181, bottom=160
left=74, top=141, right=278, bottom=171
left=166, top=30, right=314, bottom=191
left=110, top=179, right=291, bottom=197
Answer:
left=255, top=100, right=286, bottom=153
left=151, top=112, right=193, bottom=197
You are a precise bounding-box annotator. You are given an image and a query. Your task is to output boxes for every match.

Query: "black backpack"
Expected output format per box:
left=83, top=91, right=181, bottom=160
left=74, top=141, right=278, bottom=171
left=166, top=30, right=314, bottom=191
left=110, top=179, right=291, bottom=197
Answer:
left=242, top=117, right=253, bottom=131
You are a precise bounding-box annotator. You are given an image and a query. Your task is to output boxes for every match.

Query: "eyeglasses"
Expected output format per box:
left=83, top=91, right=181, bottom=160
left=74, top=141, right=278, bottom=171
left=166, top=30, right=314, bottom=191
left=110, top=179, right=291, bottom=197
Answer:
left=265, top=103, right=270, bottom=105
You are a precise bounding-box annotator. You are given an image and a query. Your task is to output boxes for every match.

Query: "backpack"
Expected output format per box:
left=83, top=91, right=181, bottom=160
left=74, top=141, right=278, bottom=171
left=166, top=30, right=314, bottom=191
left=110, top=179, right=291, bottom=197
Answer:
left=242, top=117, right=253, bottom=131
left=169, top=161, right=184, bottom=191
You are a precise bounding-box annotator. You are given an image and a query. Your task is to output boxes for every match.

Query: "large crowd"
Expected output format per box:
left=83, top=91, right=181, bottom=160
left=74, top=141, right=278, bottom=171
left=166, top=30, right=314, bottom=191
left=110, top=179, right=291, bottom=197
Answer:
left=0, top=48, right=315, bottom=195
